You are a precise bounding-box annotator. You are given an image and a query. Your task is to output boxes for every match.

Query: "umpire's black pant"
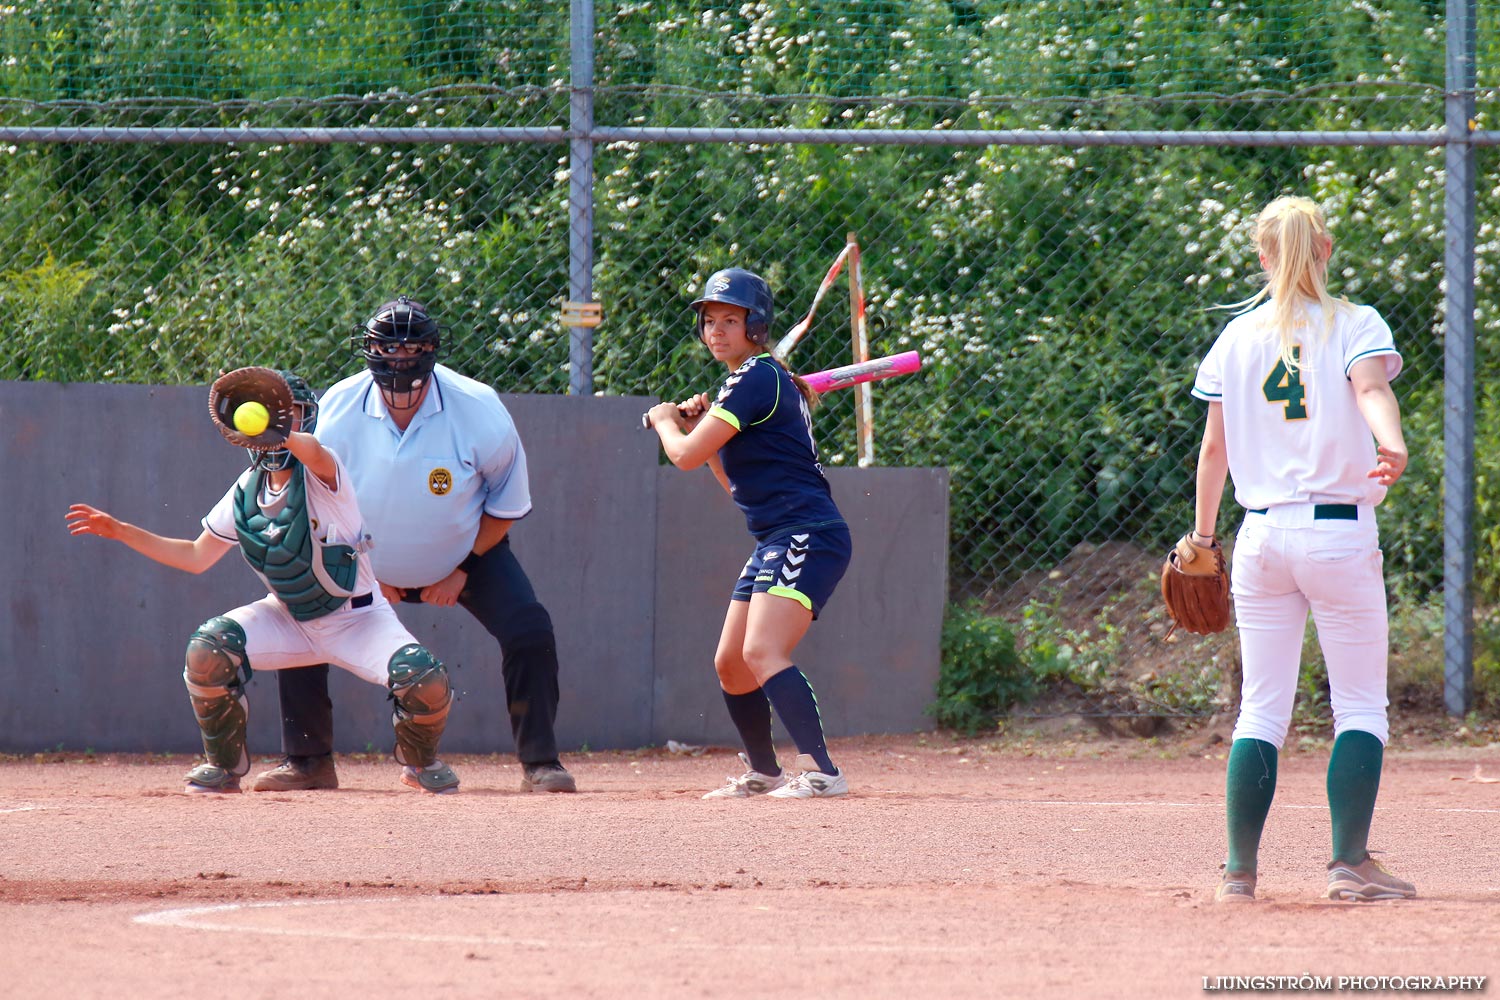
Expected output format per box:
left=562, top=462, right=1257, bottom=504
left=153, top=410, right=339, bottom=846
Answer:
left=276, top=537, right=563, bottom=766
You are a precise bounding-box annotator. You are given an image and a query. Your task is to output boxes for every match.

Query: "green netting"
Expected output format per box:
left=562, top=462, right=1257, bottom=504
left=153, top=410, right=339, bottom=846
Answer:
left=1481, top=2, right=1500, bottom=88
left=0, top=1, right=569, bottom=102
left=1, top=0, right=1496, bottom=602
left=0, top=1, right=1462, bottom=107
left=598, top=1, right=1449, bottom=100
left=0, top=133, right=1470, bottom=592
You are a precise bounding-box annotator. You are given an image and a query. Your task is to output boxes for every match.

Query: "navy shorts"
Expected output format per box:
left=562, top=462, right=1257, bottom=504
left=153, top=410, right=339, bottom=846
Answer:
left=732, top=524, right=852, bottom=619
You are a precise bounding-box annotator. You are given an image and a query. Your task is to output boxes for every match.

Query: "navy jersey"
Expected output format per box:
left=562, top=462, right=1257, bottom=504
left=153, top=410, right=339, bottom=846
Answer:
left=708, top=354, right=845, bottom=541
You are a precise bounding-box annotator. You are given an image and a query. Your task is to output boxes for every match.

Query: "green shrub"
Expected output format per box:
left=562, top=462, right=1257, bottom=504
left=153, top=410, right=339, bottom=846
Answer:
left=1468, top=611, right=1500, bottom=713
left=1018, top=596, right=1225, bottom=722
left=932, top=600, right=1030, bottom=735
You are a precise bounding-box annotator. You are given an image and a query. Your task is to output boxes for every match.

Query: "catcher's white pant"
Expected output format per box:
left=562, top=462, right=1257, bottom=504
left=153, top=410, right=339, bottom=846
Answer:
left=224, top=594, right=418, bottom=687
left=1229, top=504, right=1390, bottom=749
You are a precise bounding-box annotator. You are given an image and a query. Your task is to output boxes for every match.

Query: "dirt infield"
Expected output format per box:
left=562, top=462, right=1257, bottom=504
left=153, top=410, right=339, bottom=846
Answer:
left=3, top=734, right=1497, bottom=999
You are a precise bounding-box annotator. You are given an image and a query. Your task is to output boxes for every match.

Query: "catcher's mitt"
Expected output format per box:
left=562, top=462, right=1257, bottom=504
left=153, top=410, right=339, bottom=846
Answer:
left=208, top=366, right=296, bottom=450
left=1160, top=533, right=1231, bottom=637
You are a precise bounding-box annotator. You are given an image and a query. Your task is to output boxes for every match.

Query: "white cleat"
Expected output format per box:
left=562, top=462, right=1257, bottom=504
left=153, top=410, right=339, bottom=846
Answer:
left=767, top=754, right=849, bottom=798
left=702, top=753, right=788, bottom=799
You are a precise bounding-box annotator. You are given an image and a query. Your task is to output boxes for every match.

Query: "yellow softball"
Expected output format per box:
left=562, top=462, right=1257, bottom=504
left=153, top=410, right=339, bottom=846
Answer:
left=233, top=400, right=270, bottom=436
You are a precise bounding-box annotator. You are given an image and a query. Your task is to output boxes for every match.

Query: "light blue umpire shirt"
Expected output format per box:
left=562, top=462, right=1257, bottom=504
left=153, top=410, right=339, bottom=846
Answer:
left=315, top=363, right=533, bottom=589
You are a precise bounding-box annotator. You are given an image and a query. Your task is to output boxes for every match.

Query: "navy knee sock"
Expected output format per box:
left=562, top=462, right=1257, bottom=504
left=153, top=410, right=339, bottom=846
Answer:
left=761, top=666, right=836, bottom=775
left=721, top=689, right=780, bottom=776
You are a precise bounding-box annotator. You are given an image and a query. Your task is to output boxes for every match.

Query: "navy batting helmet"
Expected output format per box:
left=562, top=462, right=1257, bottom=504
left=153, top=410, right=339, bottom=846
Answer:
left=353, top=295, right=443, bottom=398
left=690, top=268, right=773, bottom=346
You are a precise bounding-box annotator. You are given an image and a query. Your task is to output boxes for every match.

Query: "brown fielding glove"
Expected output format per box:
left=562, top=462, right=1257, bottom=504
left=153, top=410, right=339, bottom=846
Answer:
left=208, top=366, right=296, bottom=450
left=1160, top=533, right=1231, bottom=637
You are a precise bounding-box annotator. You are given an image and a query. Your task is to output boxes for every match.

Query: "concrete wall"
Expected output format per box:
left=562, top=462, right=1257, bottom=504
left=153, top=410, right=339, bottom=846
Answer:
left=0, top=380, right=948, bottom=754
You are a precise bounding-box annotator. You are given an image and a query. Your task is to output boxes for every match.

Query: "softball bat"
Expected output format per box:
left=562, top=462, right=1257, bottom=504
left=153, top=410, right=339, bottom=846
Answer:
left=641, top=350, right=922, bottom=429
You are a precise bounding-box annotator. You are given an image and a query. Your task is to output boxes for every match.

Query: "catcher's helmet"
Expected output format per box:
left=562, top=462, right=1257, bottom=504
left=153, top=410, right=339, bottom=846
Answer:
left=255, top=370, right=319, bottom=472
left=353, top=295, right=442, bottom=398
left=691, top=268, right=773, bottom=346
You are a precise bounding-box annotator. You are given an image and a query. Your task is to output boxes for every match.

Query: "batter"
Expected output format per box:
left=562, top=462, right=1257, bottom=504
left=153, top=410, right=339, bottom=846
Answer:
left=646, top=267, right=853, bottom=799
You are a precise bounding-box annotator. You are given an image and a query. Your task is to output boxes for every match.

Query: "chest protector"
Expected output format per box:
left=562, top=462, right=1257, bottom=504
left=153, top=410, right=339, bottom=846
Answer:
left=234, top=464, right=360, bottom=622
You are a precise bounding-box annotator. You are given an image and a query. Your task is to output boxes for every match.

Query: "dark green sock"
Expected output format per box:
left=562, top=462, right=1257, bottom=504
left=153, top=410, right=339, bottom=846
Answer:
left=1225, top=738, right=1279, bottom=875
left=1327, top=729, right=1384, bottom=865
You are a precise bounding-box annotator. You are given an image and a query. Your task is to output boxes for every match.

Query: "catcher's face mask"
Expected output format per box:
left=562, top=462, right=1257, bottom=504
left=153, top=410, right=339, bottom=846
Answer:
left=253, top=371, right=319, bottom=472
left=354, top=295, right=442, bottom=407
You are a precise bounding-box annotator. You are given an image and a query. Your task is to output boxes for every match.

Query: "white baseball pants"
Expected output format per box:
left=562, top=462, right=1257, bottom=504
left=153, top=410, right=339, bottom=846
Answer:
left=225, top=594, right=418, bottom=687
left=1229, top=503, right=1390, bottom=749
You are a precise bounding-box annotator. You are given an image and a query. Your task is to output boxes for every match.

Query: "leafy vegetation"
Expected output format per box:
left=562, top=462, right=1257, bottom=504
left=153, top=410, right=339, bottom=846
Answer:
left=0, top=1, right=1494, bottom=608
left=933, top=600, right=1031, bottom=733
left=934, top=596, right=1226, bottom=735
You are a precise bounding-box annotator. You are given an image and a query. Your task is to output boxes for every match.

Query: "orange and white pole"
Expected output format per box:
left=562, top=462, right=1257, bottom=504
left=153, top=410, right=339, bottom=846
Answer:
left=848, top=232, right=873, bottom=467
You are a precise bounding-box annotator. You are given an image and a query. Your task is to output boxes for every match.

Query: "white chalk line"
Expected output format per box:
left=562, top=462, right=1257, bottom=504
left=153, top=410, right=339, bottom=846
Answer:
left=136, top=900, right=548, bottom=947
left=134, top=897, right=984, bottom=954
left=0, top=800, right=115, bottom=813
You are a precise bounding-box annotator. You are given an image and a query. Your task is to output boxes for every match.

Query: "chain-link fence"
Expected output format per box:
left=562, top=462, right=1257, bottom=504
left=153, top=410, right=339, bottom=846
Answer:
left=2, top=1, right=1497, bottom=707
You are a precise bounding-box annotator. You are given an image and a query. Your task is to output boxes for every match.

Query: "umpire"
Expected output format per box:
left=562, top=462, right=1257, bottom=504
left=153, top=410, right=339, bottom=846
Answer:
left=254, top=295, right=575, bottom=793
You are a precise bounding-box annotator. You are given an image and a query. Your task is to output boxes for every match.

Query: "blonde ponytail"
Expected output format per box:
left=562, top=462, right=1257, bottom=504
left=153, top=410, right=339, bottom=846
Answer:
left=1220, top=196, right=1347, bottom=371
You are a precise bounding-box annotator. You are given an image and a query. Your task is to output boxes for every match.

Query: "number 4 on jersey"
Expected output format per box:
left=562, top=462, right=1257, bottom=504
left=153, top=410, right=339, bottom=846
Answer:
left=1262, top=346, right=1307, bottom=420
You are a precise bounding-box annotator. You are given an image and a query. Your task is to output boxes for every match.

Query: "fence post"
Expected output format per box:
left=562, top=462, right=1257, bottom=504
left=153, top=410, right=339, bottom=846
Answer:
left=1443, top=0, right=1477, bottom=716
left=848, top=232, right=873, bottom=467
left=567, top=0, right=596, bottom=396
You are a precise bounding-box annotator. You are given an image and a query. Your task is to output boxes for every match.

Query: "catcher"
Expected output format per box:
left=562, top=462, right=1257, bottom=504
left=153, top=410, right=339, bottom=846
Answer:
left=65, top=367, right=459, bottom=795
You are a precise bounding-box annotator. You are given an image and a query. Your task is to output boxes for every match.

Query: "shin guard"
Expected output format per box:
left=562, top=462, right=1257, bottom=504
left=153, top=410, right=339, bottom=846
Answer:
left=387, top=644, right=452, bottom=767
left=183, top=617, right=252, bottom=777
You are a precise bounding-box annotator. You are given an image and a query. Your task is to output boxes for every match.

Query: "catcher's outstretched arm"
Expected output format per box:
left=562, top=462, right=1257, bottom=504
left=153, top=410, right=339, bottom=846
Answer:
left=282, top=430, right=338, bottom=489
left=65, top=504, right=235, bottom=574
left=1194, top=402, right=1229, bottom=538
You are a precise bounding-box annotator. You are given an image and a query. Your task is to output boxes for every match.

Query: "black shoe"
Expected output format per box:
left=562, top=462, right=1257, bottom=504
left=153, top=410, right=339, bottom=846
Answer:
left=520, top=761, right=576, bottom=793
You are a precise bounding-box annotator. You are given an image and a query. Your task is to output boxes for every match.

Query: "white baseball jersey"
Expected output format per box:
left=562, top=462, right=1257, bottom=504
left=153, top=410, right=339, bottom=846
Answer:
left=1192, top=300, right=1402, bottom=511
left=315, top=364, right=533, bottom=589
left=202, top=451, right=381, bottom=601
